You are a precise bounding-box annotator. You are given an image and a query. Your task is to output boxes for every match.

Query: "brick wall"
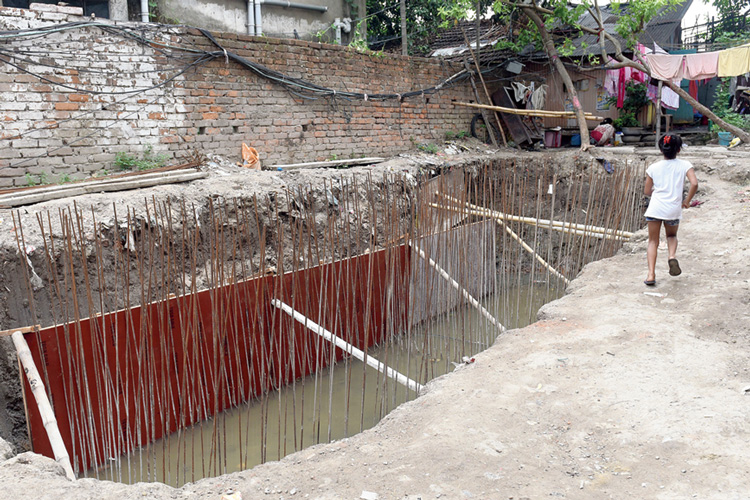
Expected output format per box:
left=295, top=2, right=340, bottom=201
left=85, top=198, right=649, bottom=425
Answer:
left=0, top=5, right=477, bottom=188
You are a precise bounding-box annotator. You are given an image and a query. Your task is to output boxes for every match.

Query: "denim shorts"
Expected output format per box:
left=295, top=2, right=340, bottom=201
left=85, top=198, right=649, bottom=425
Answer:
left=645, top=217, right=680, bottom=226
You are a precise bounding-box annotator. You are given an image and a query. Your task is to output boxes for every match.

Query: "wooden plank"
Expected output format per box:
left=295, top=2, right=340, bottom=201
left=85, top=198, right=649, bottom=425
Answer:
left=0, top=325, right=40, bottom=337
left=0, top=161, right=200, bottom=198
left=271, top=157, right=386, bottom=170
left=0, top=172, right=208, bottom=208
left=0, top=168, right=202, bottom=202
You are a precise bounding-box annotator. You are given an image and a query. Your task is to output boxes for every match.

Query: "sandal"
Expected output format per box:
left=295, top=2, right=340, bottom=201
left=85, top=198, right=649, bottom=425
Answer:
left=644, top=279, right=656, bottom=286
left=668, top=258, right=681, bottom=276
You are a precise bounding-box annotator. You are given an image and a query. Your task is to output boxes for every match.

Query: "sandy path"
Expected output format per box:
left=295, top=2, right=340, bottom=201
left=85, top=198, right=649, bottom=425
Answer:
left=1, top=152, right=749, bottom=499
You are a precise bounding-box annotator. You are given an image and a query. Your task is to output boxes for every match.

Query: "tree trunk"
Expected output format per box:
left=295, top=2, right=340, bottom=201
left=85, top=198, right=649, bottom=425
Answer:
left=662, top=79, right=750, bottom=144
left=400, top=0, right=407, bottom=56
left=522, top=7, right=591, bottom=150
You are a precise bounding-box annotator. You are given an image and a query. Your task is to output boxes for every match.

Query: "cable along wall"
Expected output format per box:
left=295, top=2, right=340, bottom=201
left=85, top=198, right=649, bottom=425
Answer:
left=0, top=18, right=476, bottom=188
left=11, top=158, right=645, bottom=486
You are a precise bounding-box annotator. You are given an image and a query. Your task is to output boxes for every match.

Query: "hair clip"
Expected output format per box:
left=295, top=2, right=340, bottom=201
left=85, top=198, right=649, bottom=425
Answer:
left=664, top=135, right=671, bottom=145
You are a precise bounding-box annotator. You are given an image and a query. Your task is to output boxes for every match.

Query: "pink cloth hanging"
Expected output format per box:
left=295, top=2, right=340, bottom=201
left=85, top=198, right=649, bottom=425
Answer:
left=617, top=67, right=626, bottom=108
left=646, top=53, right=684, bottom=80
left=684, top=52, right=719, bottom=80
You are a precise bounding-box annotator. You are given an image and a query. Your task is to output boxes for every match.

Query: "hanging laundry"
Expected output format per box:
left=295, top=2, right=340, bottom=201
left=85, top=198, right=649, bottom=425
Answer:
left=661, top=82, right=680, bottom=110
left=604, top=66, right=618, bottom=96
left=511, top=82, right=527, bottom=101
left=688, top=79, right=698, bottom=101
left=531, top=84, right=548, bottom=110
left=647, top=83, right=659, bottom=103
left=718, top=43, right=750, bottom=77
left=646, top=53, right=684, bottom=80
left=684, top=51, right=719, bottom=80
left=617, top=67, right=626, bottom=108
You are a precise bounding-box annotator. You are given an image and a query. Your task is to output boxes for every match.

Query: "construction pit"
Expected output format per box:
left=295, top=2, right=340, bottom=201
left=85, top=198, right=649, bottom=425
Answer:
left=1, top=146, right=750, bottom=499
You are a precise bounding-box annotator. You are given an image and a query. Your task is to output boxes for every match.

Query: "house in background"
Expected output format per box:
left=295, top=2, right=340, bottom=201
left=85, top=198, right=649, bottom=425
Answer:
left=427, top=0, right=701, bottom=145
left=0, top=0, right=364, bottom=42
left=526, top=0, right=696, bottom=131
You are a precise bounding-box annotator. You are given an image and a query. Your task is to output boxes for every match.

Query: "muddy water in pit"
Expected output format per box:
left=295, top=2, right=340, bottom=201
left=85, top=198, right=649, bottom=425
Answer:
left=89, top=280, right=560, bottom=486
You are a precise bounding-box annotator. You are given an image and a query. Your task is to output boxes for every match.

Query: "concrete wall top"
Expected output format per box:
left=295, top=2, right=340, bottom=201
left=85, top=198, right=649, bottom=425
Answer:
left=159, top=0, right=351, bottom=42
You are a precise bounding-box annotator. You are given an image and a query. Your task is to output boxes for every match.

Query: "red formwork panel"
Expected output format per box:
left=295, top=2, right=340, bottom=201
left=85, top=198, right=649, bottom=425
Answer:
left=21, top=245, right=412, bottom=473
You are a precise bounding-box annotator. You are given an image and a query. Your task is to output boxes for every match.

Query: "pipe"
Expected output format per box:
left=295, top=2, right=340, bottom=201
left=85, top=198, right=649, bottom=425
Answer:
left=255, top=0, right=262, bottom=35
left=140, top=0, right=149, bottom=22
left=260, top=0, right=328, bottom=13
left=271, top=299, right=423, bottom=393
left=12, top=331, right=76, bottom=481
left=247, top=0, right=255, bottom=35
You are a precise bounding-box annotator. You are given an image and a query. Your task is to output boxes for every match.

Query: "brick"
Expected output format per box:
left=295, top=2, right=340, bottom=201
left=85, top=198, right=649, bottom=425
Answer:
left=29, top=3, right=57, bottom=12
left=57, top=5, right=84, bottom=15
left=55, top=102, right=80, bottom=111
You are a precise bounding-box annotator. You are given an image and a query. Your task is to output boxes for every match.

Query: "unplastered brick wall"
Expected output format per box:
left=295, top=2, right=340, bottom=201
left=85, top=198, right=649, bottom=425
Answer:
left=0, top=6, right=478, bottom=188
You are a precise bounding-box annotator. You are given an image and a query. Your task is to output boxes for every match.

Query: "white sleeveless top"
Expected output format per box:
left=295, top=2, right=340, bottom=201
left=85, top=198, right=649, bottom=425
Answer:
left=644, top=158, right=694, bottom=220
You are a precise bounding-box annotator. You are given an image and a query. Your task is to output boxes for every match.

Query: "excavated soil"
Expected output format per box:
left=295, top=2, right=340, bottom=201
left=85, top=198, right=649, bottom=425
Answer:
left=1, top=144, right=749, bottom=499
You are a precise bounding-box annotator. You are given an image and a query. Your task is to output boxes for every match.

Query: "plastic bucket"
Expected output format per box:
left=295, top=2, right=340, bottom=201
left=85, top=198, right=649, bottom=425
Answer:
left=570, top=134, right=581, bottom=147
left=544, top=130, right=561, bottom=148
left=718, top=131, right=733, bottom=146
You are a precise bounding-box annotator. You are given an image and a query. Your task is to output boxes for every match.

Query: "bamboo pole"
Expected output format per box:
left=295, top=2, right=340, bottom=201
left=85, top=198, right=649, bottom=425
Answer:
left=408, top=241, right=505, bottom=332
left=0, top=168, right=204, bottom=202
left=12, top=331, right=76, bottom=481
left=428, top=202, right=628, bottom=241
left=435, top=193, right=633, bottom=239
left=656, top=80, right=663, bottom=148
left=271, top=299, right=423, bottom=393
left=454, top=101, right=603, bottom=120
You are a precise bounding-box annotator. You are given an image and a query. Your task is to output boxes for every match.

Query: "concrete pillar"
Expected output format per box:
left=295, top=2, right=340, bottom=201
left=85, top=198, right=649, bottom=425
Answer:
left=108, top=0, right=128, bottom=21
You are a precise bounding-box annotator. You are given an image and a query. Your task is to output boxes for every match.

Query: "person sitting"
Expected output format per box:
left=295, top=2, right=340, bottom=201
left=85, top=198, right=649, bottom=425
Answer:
left=590, top=118, right=615, bottom=146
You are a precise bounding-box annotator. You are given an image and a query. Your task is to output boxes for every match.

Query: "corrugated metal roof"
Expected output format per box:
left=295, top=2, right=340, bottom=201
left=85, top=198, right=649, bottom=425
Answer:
left=562, top=0, right=694, bottom=56
left=427, top=20, right=512, bottom=65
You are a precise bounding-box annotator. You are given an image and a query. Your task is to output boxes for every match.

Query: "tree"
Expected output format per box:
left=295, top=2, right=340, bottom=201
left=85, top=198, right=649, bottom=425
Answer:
left=443, top=0, right=750, bottom=148
left=367, top=0, right=495, bottom=55
left=515, top=0, right=750, bottom=144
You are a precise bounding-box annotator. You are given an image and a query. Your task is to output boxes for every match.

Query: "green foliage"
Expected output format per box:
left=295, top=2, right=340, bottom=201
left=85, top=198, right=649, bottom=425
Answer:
left=416, top=142, right=439, bottom=154
left=711, top=78, right=750, bottom=132
left=25, top=172, right=48, bottom=187
left=114, top=145, right=169, bottom=171
left=608, top=82, right=649, bottom=129
left=58, top=173, right=72, bottom=185
left=148, top=0, right=180, bottom=24
left=368, top=0, right=494, bottom=55
left=710, top=0, right=750, bottom=19
left=445, top=130, right=469, bottom=141
left=713, top=30, right=750, bottom=48
left=611, top=0, right=679, bottom=48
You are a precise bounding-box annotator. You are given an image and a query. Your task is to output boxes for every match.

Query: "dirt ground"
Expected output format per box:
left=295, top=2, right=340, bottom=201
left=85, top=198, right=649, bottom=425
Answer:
left=1, top=144, right=749, bottom=499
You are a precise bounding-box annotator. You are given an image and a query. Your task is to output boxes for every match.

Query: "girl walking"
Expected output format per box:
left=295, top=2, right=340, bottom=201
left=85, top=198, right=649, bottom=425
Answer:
left=643, top=134, right=699, bottom=286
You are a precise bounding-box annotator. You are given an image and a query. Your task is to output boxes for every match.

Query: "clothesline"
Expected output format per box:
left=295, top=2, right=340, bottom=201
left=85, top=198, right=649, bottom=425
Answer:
left=646, top=42, right=750, bottom=81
